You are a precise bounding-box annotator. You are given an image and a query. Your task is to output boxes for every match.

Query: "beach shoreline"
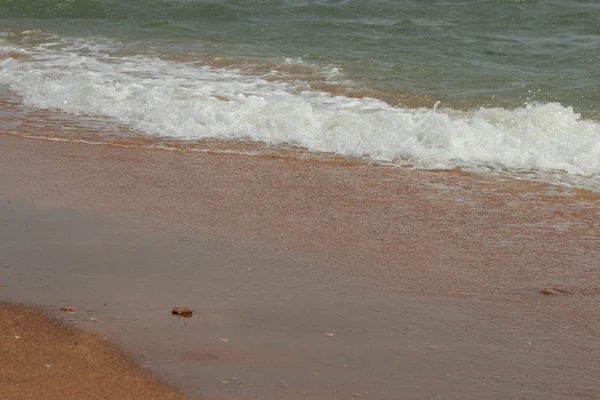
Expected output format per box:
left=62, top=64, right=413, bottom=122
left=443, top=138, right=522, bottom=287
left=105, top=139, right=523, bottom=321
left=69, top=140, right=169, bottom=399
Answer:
left=1, top=133, right=599, bottom=399
left=0, top=302, right=190, bottom=400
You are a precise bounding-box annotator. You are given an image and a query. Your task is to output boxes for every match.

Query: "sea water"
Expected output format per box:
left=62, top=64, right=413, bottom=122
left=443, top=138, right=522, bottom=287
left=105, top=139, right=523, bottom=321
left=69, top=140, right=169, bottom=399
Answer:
left=0, top=0, right=599, bottom=189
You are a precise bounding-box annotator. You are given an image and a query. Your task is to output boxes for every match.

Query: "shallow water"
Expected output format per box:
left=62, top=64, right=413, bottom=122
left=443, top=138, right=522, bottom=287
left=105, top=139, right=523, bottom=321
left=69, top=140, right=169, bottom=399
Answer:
left=0, top=0, right=599, bottom=190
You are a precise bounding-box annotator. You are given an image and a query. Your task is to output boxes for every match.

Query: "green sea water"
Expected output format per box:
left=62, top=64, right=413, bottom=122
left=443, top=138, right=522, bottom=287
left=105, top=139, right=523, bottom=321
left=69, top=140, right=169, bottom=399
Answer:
left=1, top=0, right=599, bottom=116
left=1, top=0, right=600, bottom=190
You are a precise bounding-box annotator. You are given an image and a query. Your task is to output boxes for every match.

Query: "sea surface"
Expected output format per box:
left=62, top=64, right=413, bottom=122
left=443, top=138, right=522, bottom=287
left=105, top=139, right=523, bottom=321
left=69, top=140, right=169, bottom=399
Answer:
left=1, top=0, right=599, bottom=190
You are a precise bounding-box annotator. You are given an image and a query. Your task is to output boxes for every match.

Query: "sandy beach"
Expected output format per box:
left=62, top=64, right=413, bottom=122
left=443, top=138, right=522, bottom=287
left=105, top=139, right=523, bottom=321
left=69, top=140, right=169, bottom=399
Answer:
left=0, top=303, right=189, bottom=400
left=1, top=132, right=599, bottom=399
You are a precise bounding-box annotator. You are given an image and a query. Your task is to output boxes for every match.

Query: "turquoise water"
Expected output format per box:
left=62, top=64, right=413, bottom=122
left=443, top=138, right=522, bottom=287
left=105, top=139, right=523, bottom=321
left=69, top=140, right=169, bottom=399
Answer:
left=1, top=0, right=599, bottom=189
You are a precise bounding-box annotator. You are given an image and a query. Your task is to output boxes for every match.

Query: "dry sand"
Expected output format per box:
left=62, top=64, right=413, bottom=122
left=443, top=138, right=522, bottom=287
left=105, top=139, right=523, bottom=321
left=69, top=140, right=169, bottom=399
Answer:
left=0, top=303, right=189, bottom=400
left=1, top=133, right=599, bottom=399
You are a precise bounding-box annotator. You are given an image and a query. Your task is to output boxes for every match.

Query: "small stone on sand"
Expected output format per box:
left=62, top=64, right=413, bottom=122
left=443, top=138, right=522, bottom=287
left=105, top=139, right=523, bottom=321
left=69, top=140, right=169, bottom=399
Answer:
left=171, top=307, right=193, bottom=317
left=540, top=288, right=565, bottom=295
left=60, top=307, right=75, bottom=312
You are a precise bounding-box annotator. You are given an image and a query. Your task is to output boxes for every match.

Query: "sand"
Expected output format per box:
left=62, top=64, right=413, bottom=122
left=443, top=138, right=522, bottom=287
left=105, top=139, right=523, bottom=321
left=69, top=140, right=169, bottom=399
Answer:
left=0, top=303, right=189, bottom=400
left=1, top=133, right=599, bottom=399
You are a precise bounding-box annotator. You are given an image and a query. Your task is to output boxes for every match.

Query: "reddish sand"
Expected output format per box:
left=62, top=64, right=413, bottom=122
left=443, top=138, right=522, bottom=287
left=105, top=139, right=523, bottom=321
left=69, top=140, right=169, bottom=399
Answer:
left=0, top=303, right=189, bottom=400
left=1, top=133, right=599, bottom=399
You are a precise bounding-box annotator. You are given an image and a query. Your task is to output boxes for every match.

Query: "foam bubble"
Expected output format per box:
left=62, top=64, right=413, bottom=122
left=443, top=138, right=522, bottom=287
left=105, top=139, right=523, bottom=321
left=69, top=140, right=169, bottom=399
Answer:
left=1, top=39, right=599, bottom=190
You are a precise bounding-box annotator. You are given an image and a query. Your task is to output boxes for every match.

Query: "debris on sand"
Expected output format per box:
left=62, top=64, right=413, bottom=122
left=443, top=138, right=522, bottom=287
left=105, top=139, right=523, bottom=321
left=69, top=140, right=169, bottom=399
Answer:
left=171, top=307, right=193, bottom=317
left=540, top=288, right=566, bottom=295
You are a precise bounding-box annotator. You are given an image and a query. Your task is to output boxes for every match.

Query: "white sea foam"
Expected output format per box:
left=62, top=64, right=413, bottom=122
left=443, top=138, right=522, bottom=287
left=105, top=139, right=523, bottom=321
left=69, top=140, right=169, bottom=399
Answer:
left=1, top=38, right=599, bottom=190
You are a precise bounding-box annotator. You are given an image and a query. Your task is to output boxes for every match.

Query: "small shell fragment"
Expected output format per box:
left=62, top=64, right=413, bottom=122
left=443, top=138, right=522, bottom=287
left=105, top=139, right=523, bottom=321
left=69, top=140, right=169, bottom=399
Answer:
left=60, top=307, right=76, bottom=312
left=171, top=307, right=193, bottom=317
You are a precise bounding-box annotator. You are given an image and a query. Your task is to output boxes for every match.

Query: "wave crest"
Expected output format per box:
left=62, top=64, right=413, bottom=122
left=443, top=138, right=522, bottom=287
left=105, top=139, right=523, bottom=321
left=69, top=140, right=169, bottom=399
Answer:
left=1, top=38, right=599, bottom=190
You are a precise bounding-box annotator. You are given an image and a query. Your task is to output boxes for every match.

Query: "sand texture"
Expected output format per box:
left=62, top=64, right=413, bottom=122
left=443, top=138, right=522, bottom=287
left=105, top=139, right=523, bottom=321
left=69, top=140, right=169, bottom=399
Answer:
left=0, top=303, right=189, bottom=400
left=1, top=133, right=599, bottom=399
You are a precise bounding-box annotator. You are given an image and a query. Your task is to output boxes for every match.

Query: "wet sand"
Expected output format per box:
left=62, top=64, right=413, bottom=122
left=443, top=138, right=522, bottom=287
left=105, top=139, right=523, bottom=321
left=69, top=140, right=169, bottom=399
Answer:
left=1, top=133, right=599, bottom=399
